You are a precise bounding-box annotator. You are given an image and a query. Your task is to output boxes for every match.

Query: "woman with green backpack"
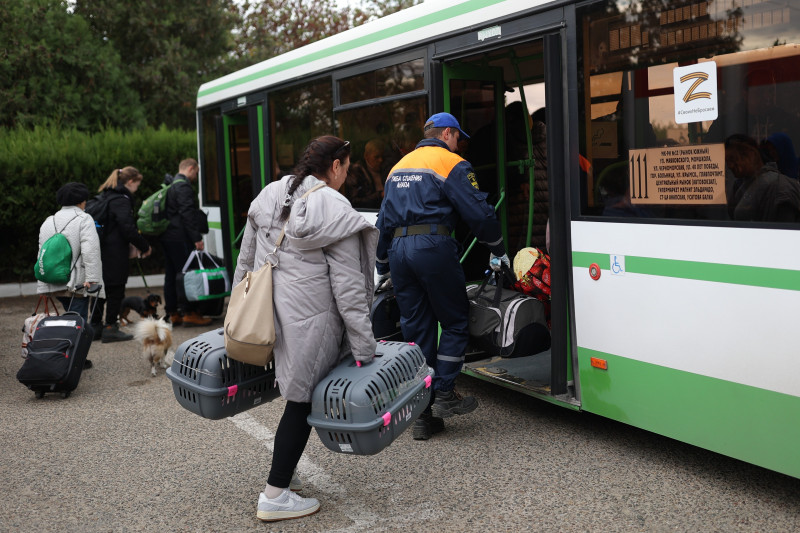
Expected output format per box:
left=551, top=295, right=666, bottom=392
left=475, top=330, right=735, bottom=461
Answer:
left=35, top=182, right=105, bottom=367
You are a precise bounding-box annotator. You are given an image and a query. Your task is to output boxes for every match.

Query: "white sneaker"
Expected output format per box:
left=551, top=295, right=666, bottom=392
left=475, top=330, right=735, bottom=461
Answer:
left=290, top=472, right=303, bottom=492
left=256, top=490, right=320, bottom=522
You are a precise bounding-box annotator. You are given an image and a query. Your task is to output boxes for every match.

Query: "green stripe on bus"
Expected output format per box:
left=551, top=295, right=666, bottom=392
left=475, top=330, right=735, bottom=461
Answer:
left=572, top=251, right=800, bottom=291
left=198, top=0, right=505, bottom=97
left=209, top=221, right=221, bottom=230
left=578, top=347, right=800, bottom=478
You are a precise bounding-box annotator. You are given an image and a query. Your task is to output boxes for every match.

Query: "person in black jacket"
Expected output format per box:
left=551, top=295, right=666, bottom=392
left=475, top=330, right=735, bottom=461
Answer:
left=90, top=167, right=153, bottom=342
left=160, top=158, right=212, bottom=327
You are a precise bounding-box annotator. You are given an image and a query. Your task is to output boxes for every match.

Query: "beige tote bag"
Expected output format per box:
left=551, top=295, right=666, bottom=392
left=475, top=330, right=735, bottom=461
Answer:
left=223, top=183, right=324, bottom=366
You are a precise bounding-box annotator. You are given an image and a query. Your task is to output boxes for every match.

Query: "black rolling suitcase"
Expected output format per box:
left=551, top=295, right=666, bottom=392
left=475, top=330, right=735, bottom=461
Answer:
left=17, top=285, right=100, bottom=399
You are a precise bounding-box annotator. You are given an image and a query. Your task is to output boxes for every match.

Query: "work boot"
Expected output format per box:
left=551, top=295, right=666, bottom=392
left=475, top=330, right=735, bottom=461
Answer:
left=101, top=323, right=133, bottom=343
left=182, top=311, right=212, bottom=327
left=412, top=410, right=445, bottom=440
left=431, top=388, right=478, bottom=418
left=167, top=313, right=183, bottom=326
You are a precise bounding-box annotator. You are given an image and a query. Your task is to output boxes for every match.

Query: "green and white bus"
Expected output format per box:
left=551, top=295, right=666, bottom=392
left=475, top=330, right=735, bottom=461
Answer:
left=195, top=0, right=800, bottom=479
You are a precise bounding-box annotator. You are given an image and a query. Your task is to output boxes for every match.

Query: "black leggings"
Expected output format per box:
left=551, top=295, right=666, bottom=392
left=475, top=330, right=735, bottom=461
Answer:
left=267, top=400, right=313, bottom=489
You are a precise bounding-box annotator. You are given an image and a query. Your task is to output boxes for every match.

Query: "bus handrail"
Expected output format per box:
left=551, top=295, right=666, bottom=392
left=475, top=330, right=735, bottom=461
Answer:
left=459, top=190, right=505, bottom=264
left=233, top=226, right=246, bottom=248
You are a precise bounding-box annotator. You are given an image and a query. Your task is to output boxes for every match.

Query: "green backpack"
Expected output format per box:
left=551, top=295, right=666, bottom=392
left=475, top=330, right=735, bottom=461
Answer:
left=34, top=215, right=80, bottom=284
left=137, top=178, right=185, bottom=235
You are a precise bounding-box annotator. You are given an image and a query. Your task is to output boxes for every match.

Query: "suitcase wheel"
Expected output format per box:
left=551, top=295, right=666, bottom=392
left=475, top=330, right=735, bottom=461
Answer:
left=35, top=391, right=45, bottom=399
left=62, top=392, right=71, bottom=399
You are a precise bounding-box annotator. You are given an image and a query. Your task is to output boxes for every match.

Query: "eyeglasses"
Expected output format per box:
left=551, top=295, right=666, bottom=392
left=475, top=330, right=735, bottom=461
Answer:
left=334, top=140, right=350, bottom=158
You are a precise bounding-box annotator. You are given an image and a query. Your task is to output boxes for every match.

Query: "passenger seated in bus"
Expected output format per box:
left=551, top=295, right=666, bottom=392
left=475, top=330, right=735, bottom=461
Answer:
left=724, top=134, right=800, bottom=222
left=343, top=139, right=386, bottom=209
left=761, top=133, right=800, bottom=181
left=597, top=160, right=652, bottom=218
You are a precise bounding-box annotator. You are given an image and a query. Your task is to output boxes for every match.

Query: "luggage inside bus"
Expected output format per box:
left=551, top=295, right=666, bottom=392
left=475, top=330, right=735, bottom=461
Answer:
left=438, top=38, right=566, bottom=400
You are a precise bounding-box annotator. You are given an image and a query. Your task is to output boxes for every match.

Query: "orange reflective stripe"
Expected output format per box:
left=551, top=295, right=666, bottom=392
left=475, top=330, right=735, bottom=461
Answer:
left=390, top=146, right=464, bottom=179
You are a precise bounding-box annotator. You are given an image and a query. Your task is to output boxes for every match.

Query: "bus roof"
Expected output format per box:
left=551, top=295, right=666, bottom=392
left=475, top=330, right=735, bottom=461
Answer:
left=196, top=0, right=549, bottom=108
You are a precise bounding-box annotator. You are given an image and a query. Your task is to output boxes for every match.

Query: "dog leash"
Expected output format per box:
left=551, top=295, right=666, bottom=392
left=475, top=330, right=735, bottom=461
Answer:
left=136, top=258, right=149, bottom=290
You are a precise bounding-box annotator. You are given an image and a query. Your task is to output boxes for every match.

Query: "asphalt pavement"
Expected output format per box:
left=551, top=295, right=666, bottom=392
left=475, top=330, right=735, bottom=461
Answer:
left=1, top=289, right=799, bottom=532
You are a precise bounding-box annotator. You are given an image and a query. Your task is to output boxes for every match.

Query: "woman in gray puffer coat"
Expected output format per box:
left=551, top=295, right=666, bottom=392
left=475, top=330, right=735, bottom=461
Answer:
left=233, top=136, right=378, bottom=522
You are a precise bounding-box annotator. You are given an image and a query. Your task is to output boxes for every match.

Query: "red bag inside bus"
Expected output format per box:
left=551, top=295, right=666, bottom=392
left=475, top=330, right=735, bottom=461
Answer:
left=512, top=247, right=551, bottom=327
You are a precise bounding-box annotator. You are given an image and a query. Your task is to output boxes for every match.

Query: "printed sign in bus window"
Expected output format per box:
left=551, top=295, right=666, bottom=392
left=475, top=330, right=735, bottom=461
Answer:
left=628, top=144, right=726, bottom=205
left=673, top=62, right=719, bottom=125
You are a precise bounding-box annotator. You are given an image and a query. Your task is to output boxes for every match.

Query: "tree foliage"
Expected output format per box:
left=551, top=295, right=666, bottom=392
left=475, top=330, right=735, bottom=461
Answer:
left=0, top=0, right=422, bottom=132
left=0, top=0, right=145, bottom=130
left=73, top=0, right=240, bottom=130
left=229, top=0, right=422, bottom=68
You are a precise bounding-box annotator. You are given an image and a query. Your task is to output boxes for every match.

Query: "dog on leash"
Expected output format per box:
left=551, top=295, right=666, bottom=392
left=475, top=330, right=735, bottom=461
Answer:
left=133, top=317, right=173, bottom=377
left=119, top=294, right=162, bottom=326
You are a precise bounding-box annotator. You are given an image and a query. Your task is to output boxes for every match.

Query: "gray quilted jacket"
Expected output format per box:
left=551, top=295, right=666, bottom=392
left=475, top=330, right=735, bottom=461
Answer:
left=37, top=206, right=106, bottom=299
left=233, top=175, right=378, bottom=402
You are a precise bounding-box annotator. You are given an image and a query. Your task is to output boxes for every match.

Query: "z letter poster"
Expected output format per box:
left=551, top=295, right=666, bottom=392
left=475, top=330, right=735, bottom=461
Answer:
left=673, top=62, right=718, bottom=125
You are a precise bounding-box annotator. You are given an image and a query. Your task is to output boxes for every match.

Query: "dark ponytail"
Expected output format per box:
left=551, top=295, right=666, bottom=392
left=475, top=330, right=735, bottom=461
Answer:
left=279, top=136, right=350, bottom=221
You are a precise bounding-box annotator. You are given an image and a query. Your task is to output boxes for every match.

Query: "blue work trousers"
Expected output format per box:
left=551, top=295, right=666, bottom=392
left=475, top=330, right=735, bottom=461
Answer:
left=388, top=234, right=469, bottom=392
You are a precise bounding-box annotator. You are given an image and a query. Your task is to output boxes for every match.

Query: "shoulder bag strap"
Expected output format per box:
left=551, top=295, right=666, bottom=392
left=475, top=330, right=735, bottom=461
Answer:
left=273, top=182, right=326, bottom=249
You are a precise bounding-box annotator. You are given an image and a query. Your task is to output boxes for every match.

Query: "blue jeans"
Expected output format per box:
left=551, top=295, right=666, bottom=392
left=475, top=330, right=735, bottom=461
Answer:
left=57, top=295, right=89, bottom=322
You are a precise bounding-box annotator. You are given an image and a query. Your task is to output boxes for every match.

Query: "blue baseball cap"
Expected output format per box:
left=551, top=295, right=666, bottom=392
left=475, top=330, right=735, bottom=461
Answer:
left=423, top=112, right=470, bottom=140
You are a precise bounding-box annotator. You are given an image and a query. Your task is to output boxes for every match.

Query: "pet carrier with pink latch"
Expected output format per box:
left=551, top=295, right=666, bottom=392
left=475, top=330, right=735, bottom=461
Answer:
left=166, top=328, right=277, bottom=420
left=307, top=340, right=434, bottom=455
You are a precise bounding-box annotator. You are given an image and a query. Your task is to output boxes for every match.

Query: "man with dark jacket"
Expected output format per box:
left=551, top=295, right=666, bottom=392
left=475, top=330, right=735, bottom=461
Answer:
left=161, top=158, right=212, bottom=326
left=375, top=113, right=509, bottom=440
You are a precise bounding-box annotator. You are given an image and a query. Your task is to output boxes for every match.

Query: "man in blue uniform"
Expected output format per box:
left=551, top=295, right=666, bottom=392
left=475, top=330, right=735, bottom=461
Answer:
left=375, top=112, right=509, bottom=440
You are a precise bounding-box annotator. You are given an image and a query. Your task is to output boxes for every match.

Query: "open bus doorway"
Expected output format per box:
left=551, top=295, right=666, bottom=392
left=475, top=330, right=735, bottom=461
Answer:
left=442, top=37, right=576, bottom=406
left=216, top=107, right=264, bottom=271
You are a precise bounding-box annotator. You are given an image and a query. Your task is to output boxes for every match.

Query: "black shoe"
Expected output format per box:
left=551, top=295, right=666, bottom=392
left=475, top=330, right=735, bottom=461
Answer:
left=84, top=359, right=93, bottom=369
left=91, top=325, right=102, bottom=341
left=412, top=411, right=445, bottom=440
left=101, top=324, right=133, bottom=343
left=431, top=389, right=478, bottom=419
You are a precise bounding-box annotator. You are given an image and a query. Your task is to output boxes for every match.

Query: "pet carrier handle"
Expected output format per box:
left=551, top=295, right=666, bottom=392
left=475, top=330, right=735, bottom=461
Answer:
left=360, top=340, right=417, bottom=366
left=307, top=375, right=431, bottom=431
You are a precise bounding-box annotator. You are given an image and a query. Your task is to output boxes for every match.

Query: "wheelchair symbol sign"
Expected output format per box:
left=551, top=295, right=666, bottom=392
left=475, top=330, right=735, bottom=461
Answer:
left=610, top=254, right=625, bottom=275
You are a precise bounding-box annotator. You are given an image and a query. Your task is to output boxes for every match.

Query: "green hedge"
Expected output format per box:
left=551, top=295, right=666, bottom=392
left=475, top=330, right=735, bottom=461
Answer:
left=0, top=125, right=196, bottom=283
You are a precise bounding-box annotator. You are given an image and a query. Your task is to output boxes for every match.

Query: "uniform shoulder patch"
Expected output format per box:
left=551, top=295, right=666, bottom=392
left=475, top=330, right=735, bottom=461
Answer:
left=467, top=172, right=479, bottom=189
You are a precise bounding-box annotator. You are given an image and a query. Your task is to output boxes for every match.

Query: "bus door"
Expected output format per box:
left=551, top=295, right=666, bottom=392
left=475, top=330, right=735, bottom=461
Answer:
left=441, top=35, right=576, bottom=407
left=442, top=62, right=507, bottom=282
left=217, top=106, right=266, bottom=272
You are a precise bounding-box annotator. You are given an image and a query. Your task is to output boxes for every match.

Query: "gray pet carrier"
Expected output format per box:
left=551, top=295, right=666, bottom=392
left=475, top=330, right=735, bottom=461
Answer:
left=307, top=341, right=434, bottom=455
left=166, top=328, right=277, bottom=420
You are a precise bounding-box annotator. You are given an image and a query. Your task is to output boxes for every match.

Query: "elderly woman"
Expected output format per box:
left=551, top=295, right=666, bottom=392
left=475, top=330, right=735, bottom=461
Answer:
left=36, top=182, right=106, bottom=368
left=233, top=135, right=377, bottom=522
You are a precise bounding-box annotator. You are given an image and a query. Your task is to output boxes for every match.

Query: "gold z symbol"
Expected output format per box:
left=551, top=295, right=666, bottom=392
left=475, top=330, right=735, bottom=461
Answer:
left=680, top=72, right=712, bottom=103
